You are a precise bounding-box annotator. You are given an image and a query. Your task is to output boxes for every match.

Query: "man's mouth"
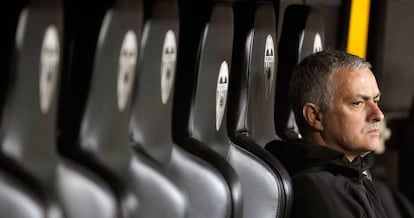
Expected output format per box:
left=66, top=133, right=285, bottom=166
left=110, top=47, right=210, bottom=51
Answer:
left=363, top=123, right=380, bottom=135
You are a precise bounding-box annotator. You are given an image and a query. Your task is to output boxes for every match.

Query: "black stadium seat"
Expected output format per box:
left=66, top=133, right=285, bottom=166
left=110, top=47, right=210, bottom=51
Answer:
left=0, top=1, right=52, bottom=217
left=275, top=5, right=325, bottom=142
left=174, top=0, right=243, bottom=217
left=227, top=1, right=293, bottom=217
left=0, top=5, right=32, bottom=216
left=0, top=0, right=114, bottom=217
left=59, top=0, right=138, bottom=217
left=60, top=0, right=189, bottom=217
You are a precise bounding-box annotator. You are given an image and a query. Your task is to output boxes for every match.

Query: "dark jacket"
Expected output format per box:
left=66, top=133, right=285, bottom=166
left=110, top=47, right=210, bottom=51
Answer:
left=371, top=163, right=414, bottom=218
left=265, top=140, right=388, bottom=218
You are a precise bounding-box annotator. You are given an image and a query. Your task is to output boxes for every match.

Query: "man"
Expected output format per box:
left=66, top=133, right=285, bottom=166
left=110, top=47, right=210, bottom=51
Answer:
left=266, top=50, right=388, bottom=217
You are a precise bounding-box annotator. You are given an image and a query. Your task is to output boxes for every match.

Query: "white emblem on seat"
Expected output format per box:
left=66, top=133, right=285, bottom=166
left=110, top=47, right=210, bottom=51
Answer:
left=39, top=25, right=60, bottom=114
left=216, top=61, right=229, bottom=131
left=117, top=30, right=138, bottom=111
left=313, top=33, right=323, bottom=53
left=161, top=30, right=177, bottom=104
left=264, top=35, right=275, bottom=100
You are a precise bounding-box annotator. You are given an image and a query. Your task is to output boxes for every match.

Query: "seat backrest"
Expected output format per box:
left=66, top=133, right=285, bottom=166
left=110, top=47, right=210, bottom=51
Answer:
left=174, top=0, right=234, bottom=156
left=0, top=2, right=66, bottom=217
left=59, top=0, right=138, bottom=217
left=130, top=0, right=179, bottom=165
left=173, top=0, right=243, bottom=217
left=71, top=0, right=138, bottom=175
left=0, top=1, right=48, bottom=217
left=1, top=0, right=63, bottom=186
left=174, top=0, right=235, bottom=153
left=227, top=1, right=293, bottom=217
left=275, top=5, right=325, bottom=141
left=60, top=0, right=189, bottom=217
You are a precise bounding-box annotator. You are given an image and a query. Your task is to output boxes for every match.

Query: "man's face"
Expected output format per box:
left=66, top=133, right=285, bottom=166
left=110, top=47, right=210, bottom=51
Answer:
left=321, top=68, right=384, bottom=159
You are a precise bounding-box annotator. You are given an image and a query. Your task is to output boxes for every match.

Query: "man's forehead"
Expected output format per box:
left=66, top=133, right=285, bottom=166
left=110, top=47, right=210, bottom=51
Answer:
left=333, top=68, right=380, bottom=94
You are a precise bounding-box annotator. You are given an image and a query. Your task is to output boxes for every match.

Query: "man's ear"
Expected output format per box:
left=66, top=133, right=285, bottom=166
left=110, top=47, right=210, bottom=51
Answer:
left=302, top=103, right=324, bottom=131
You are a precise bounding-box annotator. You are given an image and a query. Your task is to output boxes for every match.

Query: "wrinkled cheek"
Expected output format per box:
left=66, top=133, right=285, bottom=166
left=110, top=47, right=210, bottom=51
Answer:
left=339, top=122, right=357, bottom=144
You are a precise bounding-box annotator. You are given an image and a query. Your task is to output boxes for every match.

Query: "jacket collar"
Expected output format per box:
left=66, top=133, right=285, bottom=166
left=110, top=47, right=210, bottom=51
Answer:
left=266, top=140, right=374, bottom=183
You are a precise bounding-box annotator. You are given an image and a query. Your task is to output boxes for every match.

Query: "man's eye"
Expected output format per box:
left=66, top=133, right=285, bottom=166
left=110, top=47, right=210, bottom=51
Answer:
left=353, top=101, right=363, bottom=106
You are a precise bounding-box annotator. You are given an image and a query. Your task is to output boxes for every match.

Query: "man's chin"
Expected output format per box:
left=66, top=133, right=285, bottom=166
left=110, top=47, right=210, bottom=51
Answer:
left=364, top=142, right=382, bottom=154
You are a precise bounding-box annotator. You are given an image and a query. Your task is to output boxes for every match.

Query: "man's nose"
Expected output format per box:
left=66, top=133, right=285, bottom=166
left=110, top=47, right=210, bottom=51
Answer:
left=369, top=102, right=384, bottom=122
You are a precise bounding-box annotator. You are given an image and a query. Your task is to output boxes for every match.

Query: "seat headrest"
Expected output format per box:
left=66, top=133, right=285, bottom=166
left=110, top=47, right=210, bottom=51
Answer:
left=130, top=0, right=179, bottom=165
left=275, top=5, right=325, bottom=141
left=0, top=2, right=63, bottom=182
left=228, top=1, right=278, bottom=146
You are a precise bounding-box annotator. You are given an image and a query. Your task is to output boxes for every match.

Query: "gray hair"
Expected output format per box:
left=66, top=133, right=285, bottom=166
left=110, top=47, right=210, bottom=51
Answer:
left=289, top=49, right=372, bottom=134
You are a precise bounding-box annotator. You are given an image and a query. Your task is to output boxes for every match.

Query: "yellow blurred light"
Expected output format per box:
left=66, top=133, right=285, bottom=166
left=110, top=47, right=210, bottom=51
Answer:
left=347, top=0, right=371, bottom=58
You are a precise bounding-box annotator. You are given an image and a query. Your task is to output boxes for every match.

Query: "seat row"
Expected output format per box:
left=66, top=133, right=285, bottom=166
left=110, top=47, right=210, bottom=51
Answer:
left=0, top=0, right=330, bottom=217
